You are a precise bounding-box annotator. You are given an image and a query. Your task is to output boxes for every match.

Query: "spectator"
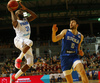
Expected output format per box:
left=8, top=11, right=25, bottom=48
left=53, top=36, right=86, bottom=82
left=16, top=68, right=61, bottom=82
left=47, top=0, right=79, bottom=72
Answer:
left=48, top=48, right=52, bottom=58
left=50, top=75, right=55, bottom=83
left=53, top=55, right=57, bottom=60
left=98, top=44, right=100, bottom=53
left=57, top=75, right=63, bottom=82
left=93, top=51, right=97, bottom=57
left=86, top=70, right=89, bottom=79
left=44, top=49, right=48, bottom=58
left=93, top=70, right=98, bottom=80
left=86, top=48, right=90, bottom=54
left=89, top=70, right=92, bottom=80
left=97, top=52, right=100, bottom=59
left=2, top=71, right=6, bottom=77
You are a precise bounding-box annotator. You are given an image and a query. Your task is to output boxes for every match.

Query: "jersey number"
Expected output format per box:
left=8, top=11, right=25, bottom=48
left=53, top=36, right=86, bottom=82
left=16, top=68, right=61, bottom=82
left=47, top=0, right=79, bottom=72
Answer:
left=25, top=26, right=30, bottom=31
left=71, top=43, right=75, bottom=49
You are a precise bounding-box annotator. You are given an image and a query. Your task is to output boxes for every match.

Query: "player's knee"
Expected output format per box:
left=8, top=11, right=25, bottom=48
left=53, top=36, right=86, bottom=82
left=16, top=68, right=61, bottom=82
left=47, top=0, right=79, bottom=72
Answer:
left=27, top=62, right=33, bottom=67
left=28, top=40, right=33, bottom=47
left=27, top=58, right=33, bottom=67
left=25, top=40, right=33, bottom=47
left=25, top=48, right=33, bottom=56
left=79, top=69, right=86, bottom=75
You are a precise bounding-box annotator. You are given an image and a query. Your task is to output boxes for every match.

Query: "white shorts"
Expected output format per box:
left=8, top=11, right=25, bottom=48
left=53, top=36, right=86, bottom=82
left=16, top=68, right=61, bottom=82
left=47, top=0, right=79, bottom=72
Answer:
left=63, top=60, right=81, bottom=76
left=14, top=36, right=33, bottom=51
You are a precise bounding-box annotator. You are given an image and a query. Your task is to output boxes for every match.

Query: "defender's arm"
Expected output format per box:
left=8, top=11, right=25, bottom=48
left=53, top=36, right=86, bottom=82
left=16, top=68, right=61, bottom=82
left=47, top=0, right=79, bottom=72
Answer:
left=78, top=34, right=84, bottom=56
left=52, top=24, right=67, bottom=42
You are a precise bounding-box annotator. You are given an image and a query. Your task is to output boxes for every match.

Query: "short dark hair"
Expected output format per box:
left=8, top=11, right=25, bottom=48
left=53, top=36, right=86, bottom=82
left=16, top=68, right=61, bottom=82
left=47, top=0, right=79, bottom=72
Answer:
left=70, top=17, right=79, bottom=25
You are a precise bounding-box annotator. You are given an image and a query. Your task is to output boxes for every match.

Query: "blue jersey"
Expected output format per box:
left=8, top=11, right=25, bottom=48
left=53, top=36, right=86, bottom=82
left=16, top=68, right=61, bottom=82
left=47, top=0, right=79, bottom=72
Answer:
left=60, top=29, right=81, bottom=56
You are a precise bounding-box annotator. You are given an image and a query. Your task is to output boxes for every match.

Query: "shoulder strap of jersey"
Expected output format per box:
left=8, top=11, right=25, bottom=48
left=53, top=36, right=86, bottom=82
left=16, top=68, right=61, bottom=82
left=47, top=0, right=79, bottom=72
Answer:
left=78, top=31, right=81, bottom=35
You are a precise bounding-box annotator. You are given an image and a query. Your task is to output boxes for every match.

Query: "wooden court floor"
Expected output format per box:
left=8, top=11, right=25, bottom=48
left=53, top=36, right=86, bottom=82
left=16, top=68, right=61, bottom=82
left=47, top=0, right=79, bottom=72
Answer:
left=60, top=80, right=100, bottom=83
left=73, top=80, right=100, bottom=83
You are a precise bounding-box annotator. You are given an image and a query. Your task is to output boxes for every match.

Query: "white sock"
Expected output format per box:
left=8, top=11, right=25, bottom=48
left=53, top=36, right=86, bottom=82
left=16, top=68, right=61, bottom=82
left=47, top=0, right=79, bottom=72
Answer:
left=18, top=52, right=25, bottom=60
left=15, top=69, right=23, bottom=79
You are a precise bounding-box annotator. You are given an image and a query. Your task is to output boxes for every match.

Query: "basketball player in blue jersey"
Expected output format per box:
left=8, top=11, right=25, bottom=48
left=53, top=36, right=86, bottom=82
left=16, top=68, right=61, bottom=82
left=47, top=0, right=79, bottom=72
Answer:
left=52, top=17, right=89, bottom=83
left=7, top=2, right=37, bottom=83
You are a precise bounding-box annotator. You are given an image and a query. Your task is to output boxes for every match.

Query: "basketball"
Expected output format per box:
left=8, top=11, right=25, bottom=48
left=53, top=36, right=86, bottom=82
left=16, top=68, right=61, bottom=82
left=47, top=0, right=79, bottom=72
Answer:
left=8, top=0, right=19, bottom=11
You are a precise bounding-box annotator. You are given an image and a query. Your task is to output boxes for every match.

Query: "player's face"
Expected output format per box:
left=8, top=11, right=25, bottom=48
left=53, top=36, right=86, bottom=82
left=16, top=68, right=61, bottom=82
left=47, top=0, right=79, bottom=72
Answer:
left=70, top=20, right=78, bottom=29
left=15, top=10, right=24, bottom=19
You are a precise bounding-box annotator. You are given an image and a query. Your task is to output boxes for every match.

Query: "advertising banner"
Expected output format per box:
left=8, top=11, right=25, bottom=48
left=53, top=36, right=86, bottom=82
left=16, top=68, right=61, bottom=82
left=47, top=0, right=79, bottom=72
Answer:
left=98, top=71, right=100, bottom=80
left=0, top=75, right=50, bottom=83
left=72, top=71, right=79, bottom=81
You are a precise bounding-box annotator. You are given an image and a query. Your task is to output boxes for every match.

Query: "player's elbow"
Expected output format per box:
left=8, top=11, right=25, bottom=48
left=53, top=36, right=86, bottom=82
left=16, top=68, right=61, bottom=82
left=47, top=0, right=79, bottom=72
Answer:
left=33, top=14, right=38, bottom=19
left=35, top=15, right=38, bottom=18
left=30, top=15, right=37, bottom=22
left=33, top=15, right=37, bottom=20
left=52, top=39, right=57, bottom=42
left=12, top=21, right=18, bottom=28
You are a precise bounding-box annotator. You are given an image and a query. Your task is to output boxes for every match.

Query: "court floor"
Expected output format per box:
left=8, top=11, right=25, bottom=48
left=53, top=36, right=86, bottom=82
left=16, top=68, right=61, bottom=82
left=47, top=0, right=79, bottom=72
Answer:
left=60, top=80, right=100, bottom=83
left=74, top=80, right=100, bottom=83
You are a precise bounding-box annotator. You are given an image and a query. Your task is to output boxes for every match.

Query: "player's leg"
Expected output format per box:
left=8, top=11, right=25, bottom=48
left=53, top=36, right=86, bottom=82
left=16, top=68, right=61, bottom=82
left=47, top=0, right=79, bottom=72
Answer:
left=15, top=38, right=33, bottom=69
left=61, top=56, right=73, bottom=83
left=15, top=54, right=33, bottom=79
left=63, top=70, right=73, bottom=83
left=73, top=61, right=89, bottom=83
left=11, top=48, right=33, bottom=83
left=17, top=38, right=33, bottom=60
left=65, top=74, right=73, bottom=83
left=15, top=45, right=30, bottom=69
left=18, top=44, right=30, bottom=60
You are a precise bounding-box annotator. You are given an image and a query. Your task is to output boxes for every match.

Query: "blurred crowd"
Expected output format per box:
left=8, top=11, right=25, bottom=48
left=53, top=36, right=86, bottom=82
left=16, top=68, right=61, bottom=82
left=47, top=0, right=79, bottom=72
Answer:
left=0, top=52, right=61, bottom=77
left=80, top=48, right=100, bottom=80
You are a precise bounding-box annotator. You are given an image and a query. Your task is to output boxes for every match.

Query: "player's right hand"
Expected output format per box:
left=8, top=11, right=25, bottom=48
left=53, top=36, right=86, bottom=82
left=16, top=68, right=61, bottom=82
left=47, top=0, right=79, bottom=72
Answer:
left=79, top=50, right=84, bottom=56
left=52, top=24, right=58, bottom=33
left=19, top=2, right=27, bottom=10
left=7, top=5, right=13, bottom=12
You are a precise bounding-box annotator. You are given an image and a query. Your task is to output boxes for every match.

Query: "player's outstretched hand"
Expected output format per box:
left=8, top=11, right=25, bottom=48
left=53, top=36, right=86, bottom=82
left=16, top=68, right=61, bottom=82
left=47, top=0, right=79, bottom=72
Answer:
left=52, top=24, right=58, bottom=33
left=79, top=50, right=84, bottom=56
left=19, top=2, right=27, bottom=10
left=7, top=5, right=13, bottom=12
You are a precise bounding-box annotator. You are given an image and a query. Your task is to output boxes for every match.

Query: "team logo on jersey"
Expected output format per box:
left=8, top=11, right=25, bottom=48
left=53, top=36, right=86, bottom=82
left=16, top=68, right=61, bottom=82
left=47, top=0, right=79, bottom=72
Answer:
left=67, top=36, right=79, bottom=44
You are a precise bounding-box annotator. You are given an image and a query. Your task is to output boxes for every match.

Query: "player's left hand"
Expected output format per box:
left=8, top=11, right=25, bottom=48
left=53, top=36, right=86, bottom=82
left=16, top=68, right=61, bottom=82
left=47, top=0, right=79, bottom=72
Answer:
left=78, top=50, right=84, bottom=56
left=19, top=2, right=27, bottom=10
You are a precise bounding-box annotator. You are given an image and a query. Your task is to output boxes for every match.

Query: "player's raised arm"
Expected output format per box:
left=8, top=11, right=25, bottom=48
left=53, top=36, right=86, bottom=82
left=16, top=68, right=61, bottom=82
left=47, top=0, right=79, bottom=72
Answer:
left=19, top=2, right=37, bottom=22
left=7, top=5, right=18, bottom=28
left=78, top=34, right=84, bottom=56
left=52, top=24, right=67, bottom=42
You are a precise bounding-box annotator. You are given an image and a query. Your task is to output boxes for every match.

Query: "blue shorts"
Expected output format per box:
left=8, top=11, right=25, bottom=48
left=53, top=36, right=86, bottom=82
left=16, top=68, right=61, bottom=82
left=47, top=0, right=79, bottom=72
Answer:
left=60, top=54, right=80, bottom=71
